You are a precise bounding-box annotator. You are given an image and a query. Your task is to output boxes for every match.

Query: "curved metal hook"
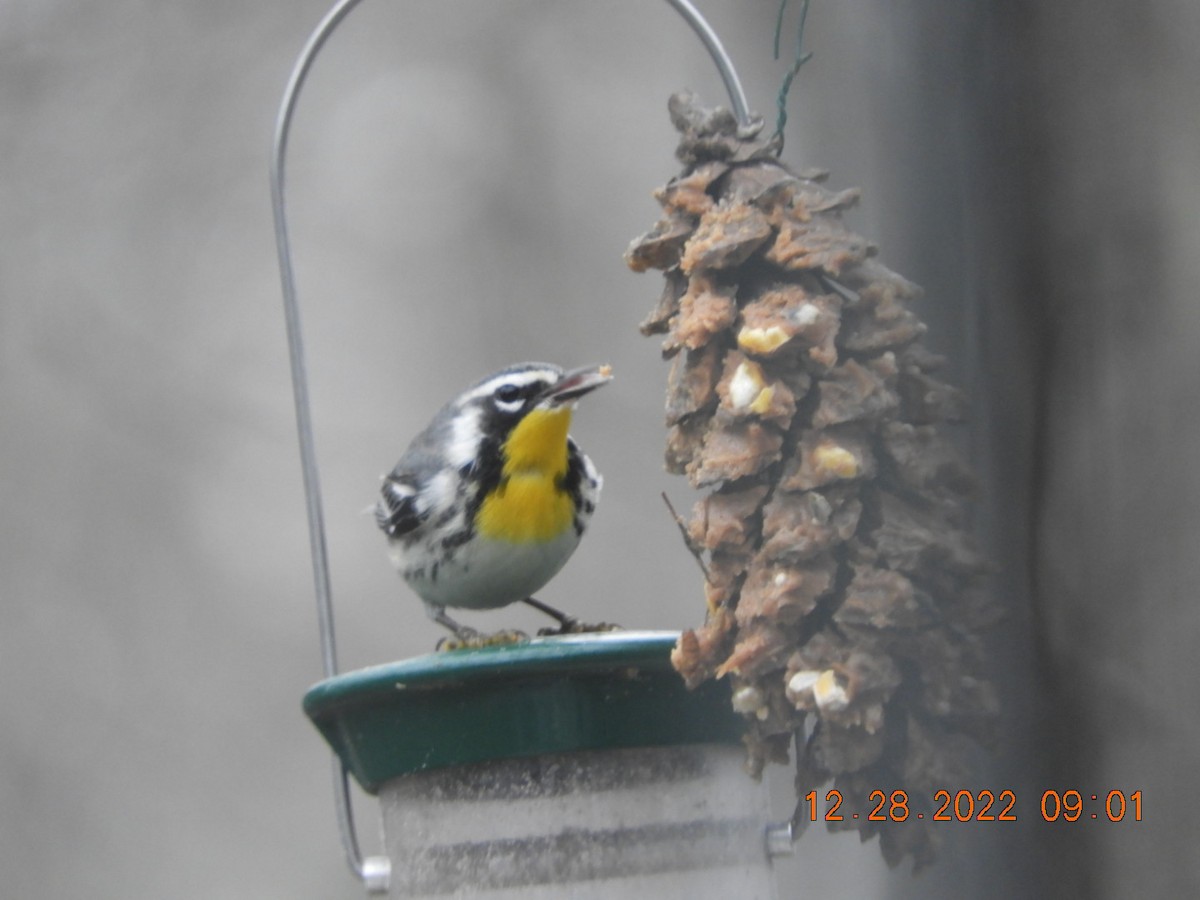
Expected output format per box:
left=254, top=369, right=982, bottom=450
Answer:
left=664, top=0, right=753, bottom=128
left=269, top=0, right=752, bottom=889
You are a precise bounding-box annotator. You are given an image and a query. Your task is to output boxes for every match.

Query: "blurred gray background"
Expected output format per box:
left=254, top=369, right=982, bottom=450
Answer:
left=2, top=0, right=1197, bottom=897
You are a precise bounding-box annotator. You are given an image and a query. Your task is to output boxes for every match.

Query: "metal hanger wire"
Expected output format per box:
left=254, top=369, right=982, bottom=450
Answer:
left=269, top=1, right=753, bottom=891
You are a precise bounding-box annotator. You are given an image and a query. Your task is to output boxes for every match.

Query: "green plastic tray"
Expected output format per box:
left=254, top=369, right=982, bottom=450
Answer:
left=303, top=631, right=744, bottom=794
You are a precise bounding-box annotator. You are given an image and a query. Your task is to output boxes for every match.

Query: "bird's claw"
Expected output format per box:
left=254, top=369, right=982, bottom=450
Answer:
left=536, top=620, right=623, bottom=637
left=436, top=628, right=529, bottom=651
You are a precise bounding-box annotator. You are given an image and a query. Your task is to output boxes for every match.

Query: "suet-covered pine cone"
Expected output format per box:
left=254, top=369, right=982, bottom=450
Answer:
left=626, top=93, right=1000, bottom=870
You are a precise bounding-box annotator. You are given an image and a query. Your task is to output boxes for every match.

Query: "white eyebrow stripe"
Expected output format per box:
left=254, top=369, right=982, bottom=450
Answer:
left=460, top=368, right=558, bottom=403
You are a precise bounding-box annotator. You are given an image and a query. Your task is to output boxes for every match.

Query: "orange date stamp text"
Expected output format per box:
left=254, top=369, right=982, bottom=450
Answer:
left=798, top=789, right=1143, bottom=823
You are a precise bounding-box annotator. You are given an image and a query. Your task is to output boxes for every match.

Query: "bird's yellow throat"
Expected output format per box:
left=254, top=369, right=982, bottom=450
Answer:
left=477, top=407, right=576, bottom=543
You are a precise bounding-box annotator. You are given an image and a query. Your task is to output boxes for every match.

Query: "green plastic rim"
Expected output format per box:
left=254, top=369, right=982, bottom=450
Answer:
left=303, top=630, right=745, bottom=794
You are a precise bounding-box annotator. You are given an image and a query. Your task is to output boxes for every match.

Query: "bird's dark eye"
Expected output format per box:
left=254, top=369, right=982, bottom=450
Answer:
left=495, top=384, right=521, bottom=404
left=492, top=383, right=526, bottom=413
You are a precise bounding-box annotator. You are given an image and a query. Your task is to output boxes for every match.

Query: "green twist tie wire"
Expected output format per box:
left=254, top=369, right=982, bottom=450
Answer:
left=772, top=0, right=814, bottom=154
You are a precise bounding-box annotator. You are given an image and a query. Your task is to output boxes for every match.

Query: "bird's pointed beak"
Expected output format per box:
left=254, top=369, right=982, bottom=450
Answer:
left=539, top=364, right=613, bottom=406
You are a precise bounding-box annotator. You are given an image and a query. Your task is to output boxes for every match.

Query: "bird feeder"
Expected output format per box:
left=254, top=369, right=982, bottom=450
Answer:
left=305, top=632, right=783, bottom=897
left=269, top=2, right=791, bottom=897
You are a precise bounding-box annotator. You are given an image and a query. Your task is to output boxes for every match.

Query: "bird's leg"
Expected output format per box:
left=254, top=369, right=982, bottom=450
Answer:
left=523, top=596, right=578, bottom=631
left=425, top=601, right=479, bottom=640
left=426, top=601, right=527, bottom=650
left=523, top=597, right=621, bottom=636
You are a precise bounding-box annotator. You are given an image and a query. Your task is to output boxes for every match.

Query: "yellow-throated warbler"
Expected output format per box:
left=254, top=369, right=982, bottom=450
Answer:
left=375, top=363, right=612, bottom=642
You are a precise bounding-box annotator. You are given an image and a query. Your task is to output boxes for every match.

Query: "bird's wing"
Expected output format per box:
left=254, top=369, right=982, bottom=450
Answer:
left=375, top=476, right=424, bottom=538
left=376, top=407, right=469, bottom=539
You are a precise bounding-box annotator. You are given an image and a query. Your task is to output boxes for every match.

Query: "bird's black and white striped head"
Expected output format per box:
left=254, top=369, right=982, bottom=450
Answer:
left=376, top=363, right=610, bottom=542
left=435, top=363, right=611, bottom=470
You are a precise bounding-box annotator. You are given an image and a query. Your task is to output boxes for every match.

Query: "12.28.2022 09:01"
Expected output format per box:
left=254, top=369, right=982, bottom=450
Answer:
left=798, top=789, right=1143, bottom=823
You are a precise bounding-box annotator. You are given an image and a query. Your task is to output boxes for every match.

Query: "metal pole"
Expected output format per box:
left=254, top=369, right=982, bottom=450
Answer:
left=269, top=1, right=753, bottom=891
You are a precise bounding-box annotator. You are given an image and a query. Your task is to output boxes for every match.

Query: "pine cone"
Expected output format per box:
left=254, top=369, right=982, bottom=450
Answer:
left=627, top=92, right=1000, bottom=869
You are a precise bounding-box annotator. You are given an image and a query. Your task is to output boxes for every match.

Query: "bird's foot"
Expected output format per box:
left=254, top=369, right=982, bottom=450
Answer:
left=522, top=597, right=621, bottom=636
left=536, top=619, right=623, bottom=637
left=436, top=628, right=529, bottom=652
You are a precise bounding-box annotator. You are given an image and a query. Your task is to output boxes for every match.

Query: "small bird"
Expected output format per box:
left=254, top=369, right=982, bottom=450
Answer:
left=375, top=362, right=612, bottom=644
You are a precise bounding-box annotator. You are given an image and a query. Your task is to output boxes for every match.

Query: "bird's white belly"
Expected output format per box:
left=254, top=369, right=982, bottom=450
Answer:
left=391, top=529, right=582, bottom=610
